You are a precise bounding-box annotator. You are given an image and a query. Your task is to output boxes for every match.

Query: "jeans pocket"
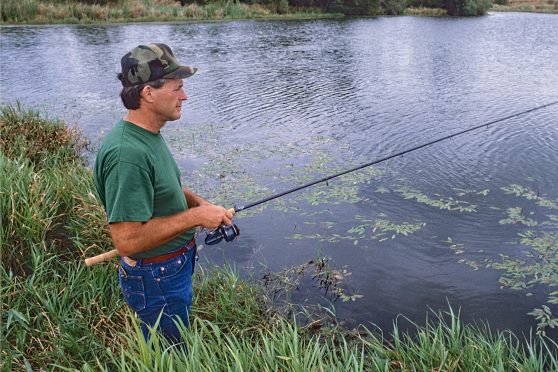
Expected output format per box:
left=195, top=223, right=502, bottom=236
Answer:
left=155, top=254, right=189, bottom=279
left=119, top=268, right=147, bottom=312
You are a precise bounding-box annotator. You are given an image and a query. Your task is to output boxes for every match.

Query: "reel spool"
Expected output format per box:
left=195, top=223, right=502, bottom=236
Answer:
left=205, top=224, right=240, bottom=245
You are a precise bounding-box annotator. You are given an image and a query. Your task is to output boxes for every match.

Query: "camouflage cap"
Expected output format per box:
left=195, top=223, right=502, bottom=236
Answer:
left=119, top=43, right=197, bottom=87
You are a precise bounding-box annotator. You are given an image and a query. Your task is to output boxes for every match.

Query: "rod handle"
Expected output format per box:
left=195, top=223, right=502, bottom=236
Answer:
left=85, top=249, right=119, bottom=267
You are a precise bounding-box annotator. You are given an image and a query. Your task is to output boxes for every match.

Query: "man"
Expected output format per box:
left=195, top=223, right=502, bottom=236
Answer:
left=93, top=43, right=234, bottom=344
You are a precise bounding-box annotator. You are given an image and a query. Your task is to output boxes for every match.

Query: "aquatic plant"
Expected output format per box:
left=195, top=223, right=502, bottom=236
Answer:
left=395, top=186, right=478, bottom=212
left=447, top=184, right=558, bottom=335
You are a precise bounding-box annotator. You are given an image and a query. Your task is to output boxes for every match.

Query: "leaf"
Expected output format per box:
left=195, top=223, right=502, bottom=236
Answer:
left=277, top=356, right=292, bottom=361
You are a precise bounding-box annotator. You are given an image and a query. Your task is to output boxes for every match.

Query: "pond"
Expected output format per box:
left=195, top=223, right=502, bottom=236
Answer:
left=2, top=12, right=558, bottom=337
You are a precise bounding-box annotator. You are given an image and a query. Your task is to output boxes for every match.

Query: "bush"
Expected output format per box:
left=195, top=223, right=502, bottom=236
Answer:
left=445, top=0, right=492, bottom=15
left=406, top=0, right=444, bottom=8
left=269, top=0, right=289, bottom=12
left=328, top=0, right=381, bottom=15
left=382, top=0, right=406, bottom=14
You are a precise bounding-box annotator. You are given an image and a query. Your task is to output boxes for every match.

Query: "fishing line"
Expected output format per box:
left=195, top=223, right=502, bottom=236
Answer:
left=205, top=100, right=558, bottom=245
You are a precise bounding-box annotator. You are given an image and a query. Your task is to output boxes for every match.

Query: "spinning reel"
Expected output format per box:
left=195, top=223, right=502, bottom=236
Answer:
left=205, top=223, right=240, bottom=245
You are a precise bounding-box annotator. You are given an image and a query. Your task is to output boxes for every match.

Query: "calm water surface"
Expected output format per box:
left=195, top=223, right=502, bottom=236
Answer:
left=2, top=13, right=558, bottom=337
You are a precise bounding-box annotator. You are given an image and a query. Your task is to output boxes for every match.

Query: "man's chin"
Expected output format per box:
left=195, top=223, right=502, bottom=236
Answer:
left=169, top=113, right=182, bottom=121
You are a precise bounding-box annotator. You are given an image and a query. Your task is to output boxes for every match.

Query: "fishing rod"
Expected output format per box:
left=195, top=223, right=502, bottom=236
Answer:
left=204, top=100, right=558, bottom=245
left=85, top=100, right=558, bottom=265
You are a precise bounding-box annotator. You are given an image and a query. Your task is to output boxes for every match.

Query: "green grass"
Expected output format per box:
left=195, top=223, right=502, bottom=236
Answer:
left=1, top=103, right=557, bottom=370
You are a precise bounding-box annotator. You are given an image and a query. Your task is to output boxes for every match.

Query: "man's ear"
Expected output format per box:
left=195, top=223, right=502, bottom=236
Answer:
left=140, top=85, right=155, bottom=103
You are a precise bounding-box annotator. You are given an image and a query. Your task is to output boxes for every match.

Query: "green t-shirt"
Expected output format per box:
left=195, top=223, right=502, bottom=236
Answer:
left=93, top=120, right=195, bottom=259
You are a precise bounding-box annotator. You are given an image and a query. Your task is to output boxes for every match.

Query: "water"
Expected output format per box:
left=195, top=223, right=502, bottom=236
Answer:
left=2, top=13, right=558, bottom=337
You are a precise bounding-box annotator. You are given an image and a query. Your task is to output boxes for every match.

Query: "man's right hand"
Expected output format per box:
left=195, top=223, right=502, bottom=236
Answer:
left=193, top=204, right=234, bottom=229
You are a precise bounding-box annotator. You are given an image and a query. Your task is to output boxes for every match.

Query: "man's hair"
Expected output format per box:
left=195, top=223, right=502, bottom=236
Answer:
left=117, top=76, right=168, bottom=110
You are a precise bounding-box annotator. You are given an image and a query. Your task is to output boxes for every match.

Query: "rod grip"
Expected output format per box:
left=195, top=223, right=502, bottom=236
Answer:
left=85, top=249, right=119, bottom=267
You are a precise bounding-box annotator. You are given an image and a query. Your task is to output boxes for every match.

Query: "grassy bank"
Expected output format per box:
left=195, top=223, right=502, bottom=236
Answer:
left=0, top=0, right=337, bottom=25
left=1, top=104, right=558, bottom=370
left=491, top=0, right=558, bottom=13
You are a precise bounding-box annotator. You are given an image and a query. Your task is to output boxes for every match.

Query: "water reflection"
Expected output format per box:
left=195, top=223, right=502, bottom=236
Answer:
left=73, top=25, right=112, bottom=45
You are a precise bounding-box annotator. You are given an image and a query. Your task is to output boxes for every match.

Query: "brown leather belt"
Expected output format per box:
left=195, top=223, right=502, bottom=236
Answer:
left=130, top=238, right=196, bottom=265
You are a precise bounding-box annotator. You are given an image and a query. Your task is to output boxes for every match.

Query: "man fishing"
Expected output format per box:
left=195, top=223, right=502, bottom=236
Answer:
left=93, top=43, right=234, bottom=344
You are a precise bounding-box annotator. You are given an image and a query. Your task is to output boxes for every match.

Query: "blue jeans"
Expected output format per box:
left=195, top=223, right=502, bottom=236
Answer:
left=118, top=245, right=197, bottom=344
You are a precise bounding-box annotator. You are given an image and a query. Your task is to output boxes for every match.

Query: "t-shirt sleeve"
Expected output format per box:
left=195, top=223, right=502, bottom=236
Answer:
left=104, top=160, right=154, bottom=223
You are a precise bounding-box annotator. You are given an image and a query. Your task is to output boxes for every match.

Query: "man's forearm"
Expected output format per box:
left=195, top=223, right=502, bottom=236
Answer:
left=110, top=203, right=234, bottom=257
left=110, top=209, right=202, bottom=256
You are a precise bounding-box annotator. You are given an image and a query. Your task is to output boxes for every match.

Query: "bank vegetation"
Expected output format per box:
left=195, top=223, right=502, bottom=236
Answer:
left=1, top=104, right=557, bottom=370
left=1, top=0, right=506, bottom=25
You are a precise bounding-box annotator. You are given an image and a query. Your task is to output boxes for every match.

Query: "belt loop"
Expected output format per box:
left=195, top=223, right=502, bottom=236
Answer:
left=120, top=264, right=128, bottom=278
left=137, top=258, right=143, bottom=266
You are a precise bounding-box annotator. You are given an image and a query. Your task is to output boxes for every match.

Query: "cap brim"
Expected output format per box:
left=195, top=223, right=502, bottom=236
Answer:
left=164, top=66, right=198, bottom=80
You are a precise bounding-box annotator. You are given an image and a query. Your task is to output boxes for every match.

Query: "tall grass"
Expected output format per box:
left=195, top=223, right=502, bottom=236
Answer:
left=1, top=103, right=557, bottom=370
left=0, top=104, right=110, bottom=275
left=77, top=305, right=558, bottom=370
left=1, top=0, right=337, bottom=24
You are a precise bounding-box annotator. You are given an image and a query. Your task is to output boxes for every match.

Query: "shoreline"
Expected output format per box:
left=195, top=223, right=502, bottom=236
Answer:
left=2, top=9, right=556, bottom=27
left=0, top=13, right=343, bottom=27
left=0, top=13, right=346, bottom=27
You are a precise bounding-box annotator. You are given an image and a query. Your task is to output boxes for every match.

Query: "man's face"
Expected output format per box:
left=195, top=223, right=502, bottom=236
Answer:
left=150, top=79, right=188, bottom=122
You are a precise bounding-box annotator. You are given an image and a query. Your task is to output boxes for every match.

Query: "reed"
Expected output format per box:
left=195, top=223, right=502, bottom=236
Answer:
left=403, top=6, right=448, bottom=15
left=1, top=104, right=557, bottom=370
left=491, top=0, right=558, bottom=12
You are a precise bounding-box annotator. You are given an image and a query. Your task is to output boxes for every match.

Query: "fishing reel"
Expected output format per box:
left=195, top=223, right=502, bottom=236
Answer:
left=205, top=223, right=240, bottom=245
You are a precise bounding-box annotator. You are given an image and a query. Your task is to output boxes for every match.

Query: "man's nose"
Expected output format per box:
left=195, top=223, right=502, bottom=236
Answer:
left=179, top=89, right=188, bottom=101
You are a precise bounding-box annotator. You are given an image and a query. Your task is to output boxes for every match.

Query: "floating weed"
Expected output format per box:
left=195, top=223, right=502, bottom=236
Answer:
left=543, top=214, right=558, bottom=226
left=449, top=226, right=558, bottom=333
left=376, top=186, right=390, bottom=194
left=452, top=187, right=491, bottom=197
left=395, top=186, right=478, bottom=212
left=528, top=306, right=558, bottom=335
left=291, top=215, right=425, bottom=244
left=499, top=207, right=538, bottom=227
left=358, top=215, right=426, bottom=238
left=289, top=232, right=355, bottom=244
left=445, top=238, right=484, bottom=270
left=445, top=237, right=465, bottom=255
left=502, top=184, right=558, bottom=210
left=354, top=215, right=426, bottom=239
left=442, top=181, right=558, bottom=334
